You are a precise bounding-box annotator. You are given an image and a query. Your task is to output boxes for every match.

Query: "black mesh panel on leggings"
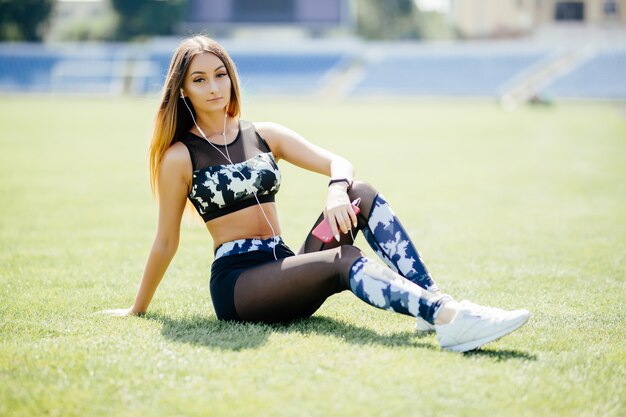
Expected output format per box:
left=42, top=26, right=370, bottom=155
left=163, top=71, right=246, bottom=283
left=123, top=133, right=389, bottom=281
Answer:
left=234, top=245, right=365, bottom=323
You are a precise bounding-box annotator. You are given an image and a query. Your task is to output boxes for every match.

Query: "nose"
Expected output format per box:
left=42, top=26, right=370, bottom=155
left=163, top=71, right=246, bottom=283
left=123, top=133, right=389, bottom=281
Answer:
left=208, top=78, right=219, bottom=95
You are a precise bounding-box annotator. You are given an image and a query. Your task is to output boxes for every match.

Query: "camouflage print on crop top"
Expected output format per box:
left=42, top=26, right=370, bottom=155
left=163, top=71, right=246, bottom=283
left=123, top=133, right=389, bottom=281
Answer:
left=176, top=120, right=281, bottom=222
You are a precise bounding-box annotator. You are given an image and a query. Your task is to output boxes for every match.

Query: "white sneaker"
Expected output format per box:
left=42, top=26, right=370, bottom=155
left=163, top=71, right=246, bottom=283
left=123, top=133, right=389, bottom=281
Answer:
left=417, top=299, right=507, bottom=333
left=415, top=316, right=436, bottom=333
left=435, top=304, right=530, bottom=352
left=458, top=299, right=507, bottom=316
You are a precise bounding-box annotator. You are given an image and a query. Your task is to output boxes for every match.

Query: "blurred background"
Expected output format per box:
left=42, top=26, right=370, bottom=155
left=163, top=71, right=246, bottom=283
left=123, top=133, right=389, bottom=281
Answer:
left=1, top=0, right=625, bottom=103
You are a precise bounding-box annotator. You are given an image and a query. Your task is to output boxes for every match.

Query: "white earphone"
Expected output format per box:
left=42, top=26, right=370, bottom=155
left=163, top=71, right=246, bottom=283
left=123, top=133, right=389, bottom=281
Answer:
left=180, top=88, right=185, bottom=99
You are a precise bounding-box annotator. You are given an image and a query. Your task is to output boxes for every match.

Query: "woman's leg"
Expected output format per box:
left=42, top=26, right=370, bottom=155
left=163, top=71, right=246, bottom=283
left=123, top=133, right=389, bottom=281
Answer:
left=233, top=245, right=448, bottom=324
left=299, top=181, right=439, bottom=292
left=235, top=245, right=530, bottom=353
left=289, top=183, right=530, bottom=350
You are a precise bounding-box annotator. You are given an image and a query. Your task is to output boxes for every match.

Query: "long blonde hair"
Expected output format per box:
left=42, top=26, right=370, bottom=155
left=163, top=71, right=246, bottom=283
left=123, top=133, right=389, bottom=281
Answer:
left=148, top=36, right=242, bottom=196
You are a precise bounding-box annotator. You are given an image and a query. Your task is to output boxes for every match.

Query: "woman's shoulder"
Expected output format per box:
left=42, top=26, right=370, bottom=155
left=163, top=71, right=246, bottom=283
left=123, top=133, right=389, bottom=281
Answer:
left=251, top=121, right=301, bottom=145
left=251, top=121, right=283, bottom=137
left=161, top=141, right=192, bottom=172
left=248, top=121, right=281, bottom=152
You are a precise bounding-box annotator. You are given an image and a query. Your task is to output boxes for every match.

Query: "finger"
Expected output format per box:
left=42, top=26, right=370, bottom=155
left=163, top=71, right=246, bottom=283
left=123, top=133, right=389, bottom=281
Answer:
left=334, top=209, right=344, bottom=230
left=95, top=310, right=113, bottom=316
left=348, top=206, right=358, bottom=228
left=328, top=213, right=340, bottom=241
left=337, top=211, right=350, bottom=234
left=98, top=309, right=114, bottom=314
left=322, top=209, right=339, bottom=241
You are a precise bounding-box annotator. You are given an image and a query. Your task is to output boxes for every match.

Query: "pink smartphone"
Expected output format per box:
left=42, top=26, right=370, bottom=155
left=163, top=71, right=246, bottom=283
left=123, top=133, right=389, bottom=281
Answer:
left=312, top=202, right=360, bottom=243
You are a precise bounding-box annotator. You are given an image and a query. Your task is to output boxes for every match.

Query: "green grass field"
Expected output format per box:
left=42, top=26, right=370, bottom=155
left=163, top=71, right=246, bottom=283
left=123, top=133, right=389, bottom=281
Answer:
left=1, top=96, right=624, bottom=417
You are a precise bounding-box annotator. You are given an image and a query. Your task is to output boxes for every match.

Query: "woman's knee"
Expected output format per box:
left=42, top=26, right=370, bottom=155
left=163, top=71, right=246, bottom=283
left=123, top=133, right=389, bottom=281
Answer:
left=348, top=181, right=378, bottom=226
left=337, top=244, right=363, bottom=260
left=328, top=245, right=364, bottom=287
left=349, top=181, right=377, bottom=202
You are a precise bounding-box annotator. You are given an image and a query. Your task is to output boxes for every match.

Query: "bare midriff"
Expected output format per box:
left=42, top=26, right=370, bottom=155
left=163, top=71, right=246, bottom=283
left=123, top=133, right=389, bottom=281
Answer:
left=206, top=202, right=282, bottom=251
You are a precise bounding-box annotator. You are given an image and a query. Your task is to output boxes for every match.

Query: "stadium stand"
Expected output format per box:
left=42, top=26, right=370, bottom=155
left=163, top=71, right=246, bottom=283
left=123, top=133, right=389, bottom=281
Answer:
left=349, top=45, right=549, bottom=97
left=0, top=44, right=128, bottom=94
left=131, top=50, right=347, bottom=95
left=131, top=51, right=170, bottom=95
left=542, top=48, right=626, bottom=99
left=0, top=41, right=624, bottom=100
left=228, top=53, right=347, bottom=95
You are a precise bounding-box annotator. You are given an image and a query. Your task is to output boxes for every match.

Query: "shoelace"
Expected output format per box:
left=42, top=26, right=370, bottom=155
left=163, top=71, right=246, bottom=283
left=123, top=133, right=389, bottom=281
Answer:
left=459, top=300, right=507, bottom=317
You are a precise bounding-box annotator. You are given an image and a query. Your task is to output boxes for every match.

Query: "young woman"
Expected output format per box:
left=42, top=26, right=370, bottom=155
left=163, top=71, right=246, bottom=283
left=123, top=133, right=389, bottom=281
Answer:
left=102, top=36, right=529, bottom=353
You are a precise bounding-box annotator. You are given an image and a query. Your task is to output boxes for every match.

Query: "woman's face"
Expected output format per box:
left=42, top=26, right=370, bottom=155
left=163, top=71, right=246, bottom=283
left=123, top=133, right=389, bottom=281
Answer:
left=182, top=52, right=231, bottom=114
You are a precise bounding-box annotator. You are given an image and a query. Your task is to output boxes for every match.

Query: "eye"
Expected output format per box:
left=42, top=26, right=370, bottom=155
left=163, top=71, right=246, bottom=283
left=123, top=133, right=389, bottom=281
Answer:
left=216, top=73, right=228, bottom=78
left=193, top=77, right=205, bottom=83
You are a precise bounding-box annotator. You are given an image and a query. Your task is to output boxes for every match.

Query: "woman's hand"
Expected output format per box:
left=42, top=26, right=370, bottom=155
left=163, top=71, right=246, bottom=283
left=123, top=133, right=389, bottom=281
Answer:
left=97, top=307, right=142, bottom=317
left=325, top=184, right=358, bottom=241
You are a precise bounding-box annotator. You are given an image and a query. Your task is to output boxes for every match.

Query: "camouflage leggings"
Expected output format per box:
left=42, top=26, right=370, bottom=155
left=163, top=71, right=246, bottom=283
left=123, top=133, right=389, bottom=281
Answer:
left=230, top=181, right=446, bottom=324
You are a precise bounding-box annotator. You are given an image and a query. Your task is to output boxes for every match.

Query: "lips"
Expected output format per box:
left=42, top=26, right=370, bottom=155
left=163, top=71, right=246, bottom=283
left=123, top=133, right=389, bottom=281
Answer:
left=207, top=97, right=223, bottom=102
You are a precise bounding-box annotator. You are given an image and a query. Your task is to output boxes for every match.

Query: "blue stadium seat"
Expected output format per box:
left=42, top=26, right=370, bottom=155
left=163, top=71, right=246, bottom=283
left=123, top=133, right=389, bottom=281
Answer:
left=0, top=44, right=127, bottom=94
left=350, top=49, right=547, bottom=97
left=131, top=52, right=171, bottom=95
left=543, top=49, right=626, bottom=99
left=234, top=54, right=345, bottom=94
left=0, top=48, right=60, bottom=92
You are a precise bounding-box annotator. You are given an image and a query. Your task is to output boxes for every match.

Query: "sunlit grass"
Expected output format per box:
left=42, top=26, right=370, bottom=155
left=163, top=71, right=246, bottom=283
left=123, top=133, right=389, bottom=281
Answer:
left=1, top=96, right=624, bottom=417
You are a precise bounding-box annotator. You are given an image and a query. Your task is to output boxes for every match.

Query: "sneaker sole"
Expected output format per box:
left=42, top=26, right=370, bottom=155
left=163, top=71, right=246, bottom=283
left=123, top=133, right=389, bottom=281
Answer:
left=442, top=311, right=530, bottom=353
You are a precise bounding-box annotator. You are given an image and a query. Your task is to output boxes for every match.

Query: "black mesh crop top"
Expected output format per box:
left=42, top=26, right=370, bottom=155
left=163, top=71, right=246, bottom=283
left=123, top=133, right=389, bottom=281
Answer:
left=176, top=120, right=281, bottom=222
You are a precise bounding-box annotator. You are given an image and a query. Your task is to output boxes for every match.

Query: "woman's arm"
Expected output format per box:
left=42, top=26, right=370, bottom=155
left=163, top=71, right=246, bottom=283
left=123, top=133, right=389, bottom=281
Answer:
left=255, top=122, right=356, bottom=240
left=255, top=122, right=353, bottom=178
left=101, top=144, right=190, bottom=316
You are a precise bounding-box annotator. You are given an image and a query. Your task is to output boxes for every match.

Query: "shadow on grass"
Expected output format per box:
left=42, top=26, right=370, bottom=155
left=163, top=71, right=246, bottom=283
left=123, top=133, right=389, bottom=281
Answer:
left=146, top=312, right=435, bottom=351
left=464, top=348, right=537, bottom=361
left=146, top=312, right=535, bottom=360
